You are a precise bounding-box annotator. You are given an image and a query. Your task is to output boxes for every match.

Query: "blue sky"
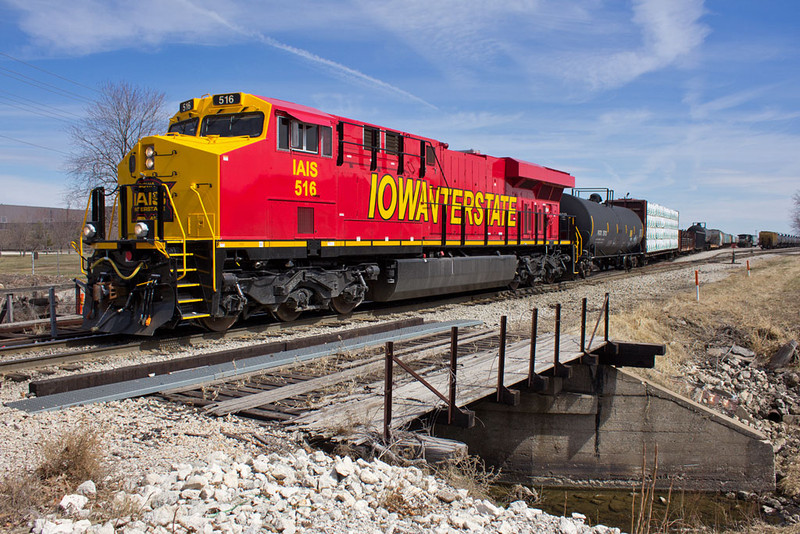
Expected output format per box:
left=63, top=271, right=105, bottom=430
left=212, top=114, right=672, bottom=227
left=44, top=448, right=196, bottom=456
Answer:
left=1, top=0, right=798, bottom=234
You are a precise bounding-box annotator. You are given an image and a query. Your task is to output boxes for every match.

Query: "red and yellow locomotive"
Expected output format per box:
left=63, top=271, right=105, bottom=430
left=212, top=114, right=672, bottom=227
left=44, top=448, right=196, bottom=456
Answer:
left=79, top=93, right=578, bottom=335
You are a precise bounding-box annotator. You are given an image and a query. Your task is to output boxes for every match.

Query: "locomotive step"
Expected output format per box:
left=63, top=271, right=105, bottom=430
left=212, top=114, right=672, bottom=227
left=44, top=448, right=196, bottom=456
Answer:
left=177, top=297, right=204, bottom=304
left=177, top=283, right=201, bottom=289
left=180, top=312, right=211, bottom=320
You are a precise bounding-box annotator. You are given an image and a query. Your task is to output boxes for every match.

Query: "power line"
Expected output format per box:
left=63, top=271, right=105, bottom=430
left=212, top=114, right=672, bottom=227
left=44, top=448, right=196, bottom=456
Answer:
left=0, top=51, right=98, bottom=93
left=0, top=91, right=81, bottom=122
left=0, top=133, right=70, bottom=156
left=0, top=90, right=83, bottom=118
left=0, top=66, right=87, bottom=102
left=1, top=100, right=73, bottom=123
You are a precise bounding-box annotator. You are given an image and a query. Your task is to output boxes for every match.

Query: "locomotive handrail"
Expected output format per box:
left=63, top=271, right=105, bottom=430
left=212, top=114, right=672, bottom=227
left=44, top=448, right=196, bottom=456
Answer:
left=158, top=182, right=190, bottom=283
left=336, top=119, right=446, bottom=181
left=78, top=193, right=92, bottom=275
left=189, top=183, right=218, bottom=292
left=107, top=193, right=118, bottom=241
left=573, top=224, right=582, bottom=274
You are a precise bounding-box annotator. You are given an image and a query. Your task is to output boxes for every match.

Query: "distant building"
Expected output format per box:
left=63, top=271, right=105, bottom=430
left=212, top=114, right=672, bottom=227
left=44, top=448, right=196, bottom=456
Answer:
left=0, top=204, right=85, bottom=252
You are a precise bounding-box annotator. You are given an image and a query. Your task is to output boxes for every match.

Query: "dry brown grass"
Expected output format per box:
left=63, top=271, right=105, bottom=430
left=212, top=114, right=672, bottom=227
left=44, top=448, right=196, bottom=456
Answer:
left=608, top=256, right=800, bottom=389
left=379, top=486, right=432, bottom=517
left=778, top=454, right=800, bottom=498
left=36, top=427, right=107, bottom=484
left=721, top=523, right=800, bottom=534
left=0, top=425, right=108, bottom=530
left=434, top=454, right=500, bottom=501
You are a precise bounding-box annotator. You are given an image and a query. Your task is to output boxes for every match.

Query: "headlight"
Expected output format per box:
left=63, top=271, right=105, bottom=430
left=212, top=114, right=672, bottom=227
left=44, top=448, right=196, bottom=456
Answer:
left=144, top=145, right=156, bottom=157
left=134, top=221, right=149, bottom=238
left=82, top=223, right=96, bottom=239
left=145, top=157, right=155, bottom=170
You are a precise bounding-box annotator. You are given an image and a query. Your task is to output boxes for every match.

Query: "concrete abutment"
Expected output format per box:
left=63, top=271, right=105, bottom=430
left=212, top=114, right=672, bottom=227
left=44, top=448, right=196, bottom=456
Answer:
left=432, top=364, right=774, bottom=492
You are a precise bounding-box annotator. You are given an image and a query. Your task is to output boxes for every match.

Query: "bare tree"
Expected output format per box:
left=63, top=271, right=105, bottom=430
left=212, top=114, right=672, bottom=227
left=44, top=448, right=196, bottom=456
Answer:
left=793, top=190, right=800, bottom=233
left=64, top=81, right=167, bottom=204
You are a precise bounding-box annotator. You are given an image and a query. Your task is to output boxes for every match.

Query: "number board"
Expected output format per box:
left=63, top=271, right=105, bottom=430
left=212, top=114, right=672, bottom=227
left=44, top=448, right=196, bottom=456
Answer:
left=213, top=93, right=241, bottom=106
left=179, top=99, right=194, bottom=113
left=131, top=183, right=174, bottom=222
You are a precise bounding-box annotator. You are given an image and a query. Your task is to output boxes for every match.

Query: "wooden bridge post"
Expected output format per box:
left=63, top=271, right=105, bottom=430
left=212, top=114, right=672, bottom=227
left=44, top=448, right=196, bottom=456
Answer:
left=529, top=308, right=537, bottom=382
left=384, top=341, right=393, bottom=443
left=448, top=326, right=458, bottom=425
left=554, top=303, right=561, bottom=366
left=528, top=308, right=547, bottom=390
left=496, top=316, right=520, bottom=405
left=546, top=303, right=570, bottom=378
left=580, top=297, right=587, bottom=352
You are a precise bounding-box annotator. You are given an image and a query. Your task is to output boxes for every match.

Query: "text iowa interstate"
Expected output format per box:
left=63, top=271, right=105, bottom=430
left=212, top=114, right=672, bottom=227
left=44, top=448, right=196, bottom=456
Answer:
left=367, top=172, right=519, bottom=227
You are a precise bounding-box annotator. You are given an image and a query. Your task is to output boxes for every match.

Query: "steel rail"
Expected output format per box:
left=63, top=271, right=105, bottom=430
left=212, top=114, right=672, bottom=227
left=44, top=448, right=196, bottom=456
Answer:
left=6, top=320, right=482, bottom=413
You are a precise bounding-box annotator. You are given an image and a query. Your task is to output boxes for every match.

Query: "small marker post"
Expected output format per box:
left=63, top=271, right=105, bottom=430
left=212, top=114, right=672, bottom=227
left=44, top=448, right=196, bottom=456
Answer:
left=695, top=270, right=700, bottom=301
left=747, top=260, right=751, bottom=277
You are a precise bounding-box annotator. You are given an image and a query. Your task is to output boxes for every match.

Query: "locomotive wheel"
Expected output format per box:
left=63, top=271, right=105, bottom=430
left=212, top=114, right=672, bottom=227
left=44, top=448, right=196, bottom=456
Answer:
left=330, top=295, right=362, bottom=315
left=272, top=303, right=301, bottom=322
left=199, top=315, right=238, bottom=332
left=542, top=267, right=556, bottom=284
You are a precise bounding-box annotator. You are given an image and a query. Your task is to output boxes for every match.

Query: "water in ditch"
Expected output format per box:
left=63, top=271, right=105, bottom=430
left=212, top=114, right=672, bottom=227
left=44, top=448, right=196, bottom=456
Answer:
left=491, top=485, right=764, bottom=532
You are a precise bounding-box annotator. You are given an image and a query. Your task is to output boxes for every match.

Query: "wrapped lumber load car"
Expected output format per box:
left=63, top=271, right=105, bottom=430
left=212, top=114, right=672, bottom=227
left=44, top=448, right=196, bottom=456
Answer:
left=610, top=198, right=679, bottom=260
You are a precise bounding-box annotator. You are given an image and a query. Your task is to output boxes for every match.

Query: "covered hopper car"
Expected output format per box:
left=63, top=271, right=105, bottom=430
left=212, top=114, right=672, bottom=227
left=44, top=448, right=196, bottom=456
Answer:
left=759, top=231, right=800, bottom=249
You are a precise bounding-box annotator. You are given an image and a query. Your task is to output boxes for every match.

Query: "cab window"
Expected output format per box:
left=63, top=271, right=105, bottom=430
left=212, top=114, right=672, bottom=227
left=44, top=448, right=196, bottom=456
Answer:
left=277, top=115, right=332, bottom=156
left=200, top=112, right=264, bottom=137
left=168, top=118, right=198, bottom=135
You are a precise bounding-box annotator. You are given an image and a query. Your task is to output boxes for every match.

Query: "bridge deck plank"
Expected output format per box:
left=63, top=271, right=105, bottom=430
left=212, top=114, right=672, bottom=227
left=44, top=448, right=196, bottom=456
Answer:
left=291, top=334, right=600, bottom=441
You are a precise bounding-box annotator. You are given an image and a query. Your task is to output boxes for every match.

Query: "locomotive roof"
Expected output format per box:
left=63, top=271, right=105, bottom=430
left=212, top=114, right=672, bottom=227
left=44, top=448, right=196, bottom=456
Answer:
left=257, top=96, right=335, bottom=125
left=256, top=94, right=575, bottom=189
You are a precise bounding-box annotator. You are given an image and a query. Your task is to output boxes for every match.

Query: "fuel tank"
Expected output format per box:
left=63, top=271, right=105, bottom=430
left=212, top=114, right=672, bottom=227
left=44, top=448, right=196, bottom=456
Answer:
left=367, top=255, right=518, bottom=302
left=561, top=194, right=643, bottom=257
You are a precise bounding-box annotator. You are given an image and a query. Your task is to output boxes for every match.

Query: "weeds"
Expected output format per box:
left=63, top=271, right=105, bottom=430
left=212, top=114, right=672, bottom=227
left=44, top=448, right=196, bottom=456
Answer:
left=434, top=454, right=500, bottom=501
left=36, top=426, right=107, bottom=484
left=778, top=455, right=800, bottom=498
left=379, top=486, right=431, bottom=517
left=0, top=425, right=108, bottom=529
left=608, top=257, right=800, bottom=392
left=0, top=472, right=45, bottom=526
left=495, top=483, right=540, bottom=506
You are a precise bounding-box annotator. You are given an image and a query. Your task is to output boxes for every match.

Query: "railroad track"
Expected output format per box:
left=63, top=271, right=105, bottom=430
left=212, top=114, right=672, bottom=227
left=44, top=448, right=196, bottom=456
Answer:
left=0, top=315, right=88, bottom=346
left=159, top=326, right=514, bottom=423
left=1, top=247, right=790, bottom=375
left=8, top=319, right=485, bottom=413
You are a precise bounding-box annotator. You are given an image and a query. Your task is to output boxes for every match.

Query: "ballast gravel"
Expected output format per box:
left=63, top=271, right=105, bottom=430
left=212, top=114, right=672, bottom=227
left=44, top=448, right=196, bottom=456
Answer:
left=31, top=448, right=620, bottom=534
left=0, top=253, right=770, bottom=533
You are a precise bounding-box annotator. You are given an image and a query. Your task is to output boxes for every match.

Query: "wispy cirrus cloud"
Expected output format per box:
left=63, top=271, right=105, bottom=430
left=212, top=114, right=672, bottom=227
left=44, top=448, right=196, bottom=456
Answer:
left=355, top=0, right=709, bottom=93
left=537, top=0, right=710, bottom=90
left=4, top=0, right=435, bottom=108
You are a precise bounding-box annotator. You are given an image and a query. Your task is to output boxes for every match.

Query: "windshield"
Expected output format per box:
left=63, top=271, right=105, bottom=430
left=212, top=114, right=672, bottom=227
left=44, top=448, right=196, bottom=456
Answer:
left=200, top=112, right=264, bottom=137
left=168, top=118, right=198, bottom=135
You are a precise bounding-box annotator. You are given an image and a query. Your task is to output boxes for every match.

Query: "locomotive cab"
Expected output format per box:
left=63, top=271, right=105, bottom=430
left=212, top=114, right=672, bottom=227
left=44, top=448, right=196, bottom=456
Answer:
left=80, top=94, right=273, bottom=334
